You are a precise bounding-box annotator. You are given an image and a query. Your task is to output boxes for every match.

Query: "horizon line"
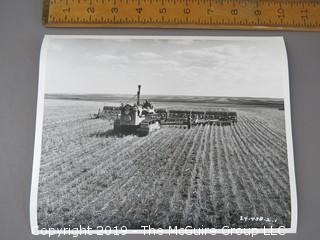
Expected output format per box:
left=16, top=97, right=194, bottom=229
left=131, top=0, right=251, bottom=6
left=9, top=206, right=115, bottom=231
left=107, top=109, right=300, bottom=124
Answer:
left=45, top=92, right=284, bottom=100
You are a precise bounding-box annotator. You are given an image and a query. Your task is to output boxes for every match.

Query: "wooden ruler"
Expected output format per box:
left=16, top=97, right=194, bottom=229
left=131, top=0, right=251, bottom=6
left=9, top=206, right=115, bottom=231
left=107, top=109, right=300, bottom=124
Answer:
left=43, top=0, right=320, bottom=31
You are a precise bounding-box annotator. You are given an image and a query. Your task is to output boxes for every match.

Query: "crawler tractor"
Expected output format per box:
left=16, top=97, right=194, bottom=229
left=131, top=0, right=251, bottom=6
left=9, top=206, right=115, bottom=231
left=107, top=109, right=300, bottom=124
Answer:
left=93, top=85, right=238, bottom=136
left=113, top=85, right=160, bottom=136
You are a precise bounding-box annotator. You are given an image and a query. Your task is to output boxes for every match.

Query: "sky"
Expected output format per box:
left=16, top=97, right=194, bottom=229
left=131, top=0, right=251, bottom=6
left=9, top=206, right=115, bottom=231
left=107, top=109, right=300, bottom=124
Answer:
left=44, top=37, right=288, bottom=98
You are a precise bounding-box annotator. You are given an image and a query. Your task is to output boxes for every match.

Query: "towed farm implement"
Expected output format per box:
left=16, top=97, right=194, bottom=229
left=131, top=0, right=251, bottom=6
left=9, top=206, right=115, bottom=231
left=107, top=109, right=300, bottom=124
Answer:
left=93, top=85, right=237, bottom=136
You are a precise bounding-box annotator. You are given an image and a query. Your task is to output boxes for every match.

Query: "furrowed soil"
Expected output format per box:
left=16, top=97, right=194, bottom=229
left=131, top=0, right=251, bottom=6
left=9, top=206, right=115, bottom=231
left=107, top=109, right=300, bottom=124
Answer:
left=37, top=99, right=291, bottom=229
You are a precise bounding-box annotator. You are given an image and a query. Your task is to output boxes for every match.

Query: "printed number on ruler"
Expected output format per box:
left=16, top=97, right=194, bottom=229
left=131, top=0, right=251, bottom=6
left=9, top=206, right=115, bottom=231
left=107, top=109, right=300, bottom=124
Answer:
left=43, top=0, right=320, bottom=31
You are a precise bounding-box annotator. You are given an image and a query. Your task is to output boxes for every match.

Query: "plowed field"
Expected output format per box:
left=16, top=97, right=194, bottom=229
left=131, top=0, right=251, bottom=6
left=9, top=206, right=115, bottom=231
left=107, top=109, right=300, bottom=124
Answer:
left=37, top=99, right=290, bottom=229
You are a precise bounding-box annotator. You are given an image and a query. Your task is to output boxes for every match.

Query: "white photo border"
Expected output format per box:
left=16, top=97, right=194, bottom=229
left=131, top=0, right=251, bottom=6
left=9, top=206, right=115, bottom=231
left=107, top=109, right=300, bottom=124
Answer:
left=30, top=35, right=297, bottom=235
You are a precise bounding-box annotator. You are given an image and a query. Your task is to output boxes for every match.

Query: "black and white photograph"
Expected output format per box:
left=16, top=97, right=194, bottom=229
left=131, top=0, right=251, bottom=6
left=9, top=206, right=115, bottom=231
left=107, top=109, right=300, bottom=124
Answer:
left=30, top=35, right=297, bottom=234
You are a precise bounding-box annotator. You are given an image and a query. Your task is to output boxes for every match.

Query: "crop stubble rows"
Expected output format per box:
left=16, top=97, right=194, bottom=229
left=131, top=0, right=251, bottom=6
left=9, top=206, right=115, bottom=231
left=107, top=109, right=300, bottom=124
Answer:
left=38, top=100, right=291, bottom=229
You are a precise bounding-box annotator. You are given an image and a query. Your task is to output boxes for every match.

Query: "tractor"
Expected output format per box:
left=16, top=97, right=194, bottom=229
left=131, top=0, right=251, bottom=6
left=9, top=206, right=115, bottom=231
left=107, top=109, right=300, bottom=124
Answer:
left=113, top=85, right=160, bottom=136
left=93, top=85, right=238, bottom=136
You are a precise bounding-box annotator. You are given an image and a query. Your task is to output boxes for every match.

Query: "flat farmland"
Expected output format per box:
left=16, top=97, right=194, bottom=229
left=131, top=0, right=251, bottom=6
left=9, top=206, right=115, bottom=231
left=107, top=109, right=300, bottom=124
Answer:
left=37, top=99, right=291, bottom=229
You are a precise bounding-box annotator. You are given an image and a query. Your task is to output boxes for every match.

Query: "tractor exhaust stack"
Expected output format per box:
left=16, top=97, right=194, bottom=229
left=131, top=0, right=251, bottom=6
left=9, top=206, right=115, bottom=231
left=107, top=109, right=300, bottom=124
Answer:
left=137, top=85, right=141, bottom=105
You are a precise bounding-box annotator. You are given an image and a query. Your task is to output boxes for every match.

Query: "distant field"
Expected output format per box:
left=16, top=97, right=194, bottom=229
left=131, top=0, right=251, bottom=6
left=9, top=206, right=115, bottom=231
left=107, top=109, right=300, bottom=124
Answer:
left=37, top=98, right=290, bottom=229
left=46, top=93, right=285, bottom=109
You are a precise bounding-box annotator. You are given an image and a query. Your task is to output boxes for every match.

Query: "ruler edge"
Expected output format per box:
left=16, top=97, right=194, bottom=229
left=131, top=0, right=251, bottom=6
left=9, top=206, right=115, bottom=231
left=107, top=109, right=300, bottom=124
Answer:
left=42, top=0, right=320, bottom=32
left=43, top=23, right=320, bottom=32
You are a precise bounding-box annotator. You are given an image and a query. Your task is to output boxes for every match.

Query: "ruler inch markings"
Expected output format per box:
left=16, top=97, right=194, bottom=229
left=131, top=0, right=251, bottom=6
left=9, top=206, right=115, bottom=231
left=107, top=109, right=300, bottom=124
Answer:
left=43, top=0, right=320, bottom=31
